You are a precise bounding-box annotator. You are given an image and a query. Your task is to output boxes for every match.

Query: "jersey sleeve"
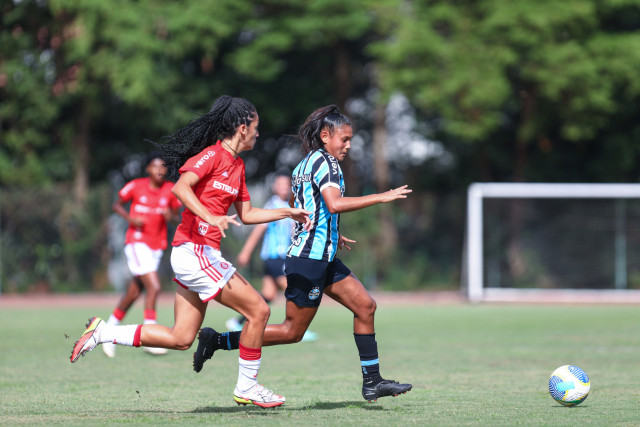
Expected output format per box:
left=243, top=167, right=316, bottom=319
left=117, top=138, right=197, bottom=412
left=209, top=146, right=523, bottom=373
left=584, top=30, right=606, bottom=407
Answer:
left=314, top=153, right=341, bottom=192
left=118, top=180, right=136, bottom=203
left=179, top=147, right=218, bottom=180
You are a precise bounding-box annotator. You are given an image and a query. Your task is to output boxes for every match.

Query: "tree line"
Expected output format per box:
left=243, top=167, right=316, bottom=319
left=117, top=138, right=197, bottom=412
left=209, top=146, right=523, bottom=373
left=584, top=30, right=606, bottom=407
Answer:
left=2, top=0, right=640, bottom=292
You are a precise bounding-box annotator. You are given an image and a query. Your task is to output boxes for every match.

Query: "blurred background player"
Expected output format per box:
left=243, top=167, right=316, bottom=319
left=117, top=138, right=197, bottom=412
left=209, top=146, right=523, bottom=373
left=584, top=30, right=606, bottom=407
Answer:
left=226, top=171, right=317, bottom=342
left=103, top=152, right=181, bottom=357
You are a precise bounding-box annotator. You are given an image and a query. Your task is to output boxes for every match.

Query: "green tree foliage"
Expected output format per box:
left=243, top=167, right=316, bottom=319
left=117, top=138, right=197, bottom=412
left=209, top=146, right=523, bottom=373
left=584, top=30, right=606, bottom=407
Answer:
left=370, top=0, right=640, bottom=181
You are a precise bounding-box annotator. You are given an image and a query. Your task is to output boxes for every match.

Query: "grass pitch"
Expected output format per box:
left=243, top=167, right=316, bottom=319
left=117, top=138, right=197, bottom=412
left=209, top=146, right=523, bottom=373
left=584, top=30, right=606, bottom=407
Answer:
left=1, top=298, right=639, bottom=425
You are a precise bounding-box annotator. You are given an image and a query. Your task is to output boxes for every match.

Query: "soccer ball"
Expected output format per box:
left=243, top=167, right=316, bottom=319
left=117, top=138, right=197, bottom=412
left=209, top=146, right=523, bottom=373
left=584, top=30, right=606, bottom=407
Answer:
left=548, top=365, right=590, bottom=406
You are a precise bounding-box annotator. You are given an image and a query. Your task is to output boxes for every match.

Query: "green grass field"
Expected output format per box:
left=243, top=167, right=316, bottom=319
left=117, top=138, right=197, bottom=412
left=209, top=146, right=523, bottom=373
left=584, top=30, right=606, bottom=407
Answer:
left=1, top=299, right=639, bottom=425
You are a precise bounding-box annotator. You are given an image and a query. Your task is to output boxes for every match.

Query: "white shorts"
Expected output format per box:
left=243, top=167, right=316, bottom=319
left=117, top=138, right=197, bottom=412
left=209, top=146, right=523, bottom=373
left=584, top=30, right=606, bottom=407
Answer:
left=170, top=242, right=236, bottom=302
left=124, top=243, right=163, bottom=277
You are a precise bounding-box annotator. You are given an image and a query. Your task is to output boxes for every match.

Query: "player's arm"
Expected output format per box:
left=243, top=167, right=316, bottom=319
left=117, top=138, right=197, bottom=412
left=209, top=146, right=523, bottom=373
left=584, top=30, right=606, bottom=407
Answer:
left=112, top=199, right=144, bottom=227
left=234, top=200, right=311, bottom=229
left=321, top=185, right=412, bottom=214
left=172, top=171, right=240, bottom=237
left=236, top=224, right=267, bottom=268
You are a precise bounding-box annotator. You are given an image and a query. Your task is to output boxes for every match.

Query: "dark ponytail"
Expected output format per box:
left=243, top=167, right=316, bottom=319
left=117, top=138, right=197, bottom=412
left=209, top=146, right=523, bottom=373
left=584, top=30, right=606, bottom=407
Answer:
left=298, top=105, right=351, bottom=154
left=151, top=95, right=256, bottom=182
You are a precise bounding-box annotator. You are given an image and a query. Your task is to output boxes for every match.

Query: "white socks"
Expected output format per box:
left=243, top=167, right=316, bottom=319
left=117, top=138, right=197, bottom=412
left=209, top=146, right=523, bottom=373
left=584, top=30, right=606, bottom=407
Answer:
left=100, top=324, right=139, bottom=347
left=236, top=357, right=261, bottom=393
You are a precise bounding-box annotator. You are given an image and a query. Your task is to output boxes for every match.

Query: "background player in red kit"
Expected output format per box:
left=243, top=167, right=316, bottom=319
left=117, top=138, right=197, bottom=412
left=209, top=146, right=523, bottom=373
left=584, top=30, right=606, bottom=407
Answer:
left=70, top=95, right=311, bottom=408
left=103, top=153, right=181, bottom=358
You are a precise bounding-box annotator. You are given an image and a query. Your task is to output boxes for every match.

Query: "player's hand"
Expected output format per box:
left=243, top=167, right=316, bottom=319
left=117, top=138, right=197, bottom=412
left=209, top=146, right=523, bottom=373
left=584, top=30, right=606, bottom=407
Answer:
left=130, top=217, right=145, bottom=228
left=289, top=208, right=313, bottom=231
left=380, top=185, right=412, bottom=203
left=209, top=214, right=241, bottom=238
left=338, top=234, right=356, bottom=251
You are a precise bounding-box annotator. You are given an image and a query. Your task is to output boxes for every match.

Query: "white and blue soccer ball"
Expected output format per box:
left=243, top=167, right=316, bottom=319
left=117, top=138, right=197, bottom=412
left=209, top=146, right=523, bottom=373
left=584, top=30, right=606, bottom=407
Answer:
left=548, top=365, right=590, bottom=406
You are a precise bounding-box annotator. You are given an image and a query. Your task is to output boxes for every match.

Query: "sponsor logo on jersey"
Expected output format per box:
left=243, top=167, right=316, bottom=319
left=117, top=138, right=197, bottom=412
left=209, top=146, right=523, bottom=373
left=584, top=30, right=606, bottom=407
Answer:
left=159, top=197, right=168, bottom=207
left=193, top=150, right=216, bottom=169
left=308, top=287, right=320, bottom=300
left=292, top=174, right=311, bottom=185
left=222, top=171, right=229, bottom=177
left=213, top=180, right=239, bottom=196
left=198, top=221, right=209, bottom=236
left=140, top=195, right=148, bottom=204
left=133, top=204, right=165, bottom=215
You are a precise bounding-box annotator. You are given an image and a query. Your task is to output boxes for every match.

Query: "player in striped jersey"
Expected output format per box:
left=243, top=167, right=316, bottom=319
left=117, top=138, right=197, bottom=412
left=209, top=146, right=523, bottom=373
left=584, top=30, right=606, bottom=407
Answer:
left=70, top=95, right=311, bottom=408
left=195, top=105, right=413, bottom=402
left=226, top=171, right=317, bottom=342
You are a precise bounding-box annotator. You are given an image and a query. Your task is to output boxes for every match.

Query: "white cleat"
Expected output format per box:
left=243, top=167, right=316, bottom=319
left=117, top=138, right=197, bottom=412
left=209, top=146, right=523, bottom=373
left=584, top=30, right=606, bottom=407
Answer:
left=233, top=383, right=286, bottom=408
left=144, top=346, right=168, bottom=355
left=102, top=341, right=116, bottom=358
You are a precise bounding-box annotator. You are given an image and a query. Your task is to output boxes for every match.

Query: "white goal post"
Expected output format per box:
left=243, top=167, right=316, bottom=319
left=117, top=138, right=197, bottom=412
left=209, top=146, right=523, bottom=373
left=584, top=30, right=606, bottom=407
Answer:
left=464, top=183, right=640, bottom=303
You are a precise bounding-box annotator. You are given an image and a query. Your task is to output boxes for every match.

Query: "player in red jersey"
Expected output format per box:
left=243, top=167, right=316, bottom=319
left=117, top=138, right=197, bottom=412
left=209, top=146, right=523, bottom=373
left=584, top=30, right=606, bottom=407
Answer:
left=102, top=153, right=181, bottom=358
left=70, top=95, right=311, bottom=408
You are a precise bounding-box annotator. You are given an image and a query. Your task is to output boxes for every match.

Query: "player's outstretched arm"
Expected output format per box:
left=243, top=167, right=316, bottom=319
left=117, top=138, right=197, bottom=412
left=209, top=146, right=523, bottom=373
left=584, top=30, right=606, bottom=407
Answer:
left=234, top=200, right=311, bottom=229
left=322, top=185, right=412, bottom=214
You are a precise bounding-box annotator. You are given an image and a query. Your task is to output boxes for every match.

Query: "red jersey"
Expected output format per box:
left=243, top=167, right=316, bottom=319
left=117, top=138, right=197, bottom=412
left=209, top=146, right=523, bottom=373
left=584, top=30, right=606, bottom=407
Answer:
left=119, top=178, right=181, bottom=250
left=172, top=144, right=251, bottom=250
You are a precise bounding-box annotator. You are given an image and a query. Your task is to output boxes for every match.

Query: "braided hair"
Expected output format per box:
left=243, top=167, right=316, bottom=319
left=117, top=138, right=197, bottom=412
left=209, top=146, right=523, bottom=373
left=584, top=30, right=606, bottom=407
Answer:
left=152, top=95, right=257, bottom=182
left=298, top=105, right=351, bottom=154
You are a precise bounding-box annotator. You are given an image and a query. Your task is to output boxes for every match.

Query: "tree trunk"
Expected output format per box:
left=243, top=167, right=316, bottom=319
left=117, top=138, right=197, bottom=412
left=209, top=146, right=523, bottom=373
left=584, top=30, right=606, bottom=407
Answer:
left=334, top=40, right=360, bottom=196
left=371, top=101, right=398, bottom=286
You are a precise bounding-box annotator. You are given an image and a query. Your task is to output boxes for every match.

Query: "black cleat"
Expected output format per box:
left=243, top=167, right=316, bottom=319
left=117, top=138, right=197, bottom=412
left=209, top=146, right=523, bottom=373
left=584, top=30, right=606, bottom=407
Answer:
left=362, top=379, right=413, bottom=402
left=193, top=327, right=219, bottom=373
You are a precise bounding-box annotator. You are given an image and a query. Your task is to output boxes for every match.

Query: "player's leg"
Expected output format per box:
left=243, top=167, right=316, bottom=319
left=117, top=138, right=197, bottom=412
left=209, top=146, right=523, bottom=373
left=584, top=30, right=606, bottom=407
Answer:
left=70, top=285, right=206, bottom=363
left=226, top=274, right=275, bottom=332
left=194, top=258, right=321, bottom=371
left=214, top=272, right=285, bottom=407
left=324, top=261, right=412, bottom=402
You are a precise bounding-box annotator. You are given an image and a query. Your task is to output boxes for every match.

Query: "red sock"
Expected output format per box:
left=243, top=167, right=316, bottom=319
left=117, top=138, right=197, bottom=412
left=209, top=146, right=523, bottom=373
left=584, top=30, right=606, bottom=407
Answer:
left=239, top=343, right=261, bottom=361
left=113, top=308, right=126, bottom=321
left=133, top=325, right=142, bottom=347
left=143, top=309, right=156, bottom=322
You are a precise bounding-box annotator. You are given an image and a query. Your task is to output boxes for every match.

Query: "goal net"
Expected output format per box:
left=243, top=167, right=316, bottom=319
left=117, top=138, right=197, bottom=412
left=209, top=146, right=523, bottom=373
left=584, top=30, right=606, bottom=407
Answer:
left=464, top=183, right=640, bottom=303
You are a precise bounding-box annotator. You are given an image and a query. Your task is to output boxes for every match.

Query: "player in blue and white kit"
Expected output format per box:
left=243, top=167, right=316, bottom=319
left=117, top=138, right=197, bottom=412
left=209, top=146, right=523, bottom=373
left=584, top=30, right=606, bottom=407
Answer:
left=195, top=105, right=413, bottom=402
left=226, top=171, right=317, bottom=341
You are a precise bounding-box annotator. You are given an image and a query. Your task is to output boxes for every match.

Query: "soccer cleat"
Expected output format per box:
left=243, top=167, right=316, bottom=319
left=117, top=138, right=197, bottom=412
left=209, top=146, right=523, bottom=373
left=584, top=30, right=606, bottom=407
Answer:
left=233, top=384, right=286, bottom=408
left=362, top=379, right=413, bottom=402
left=70, top=317, right=104, bottom=363
left=301, top=330, right=318, bottom=342
left=193, top=327, right=219, bottom=373
left=144, top=346, right=168, bottom=355
left=225, top=317, right=243, bottom=332
left=102, top=341, right=116, bottom=358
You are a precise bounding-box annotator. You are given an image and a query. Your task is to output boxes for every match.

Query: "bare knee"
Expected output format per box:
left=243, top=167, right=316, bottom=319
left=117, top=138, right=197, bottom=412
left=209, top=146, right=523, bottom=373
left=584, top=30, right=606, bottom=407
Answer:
left=280, top=322, right=307, bottom=344
left=355, top=296, right=377, bottom=320
left=244, top=301, right=270, bottom=326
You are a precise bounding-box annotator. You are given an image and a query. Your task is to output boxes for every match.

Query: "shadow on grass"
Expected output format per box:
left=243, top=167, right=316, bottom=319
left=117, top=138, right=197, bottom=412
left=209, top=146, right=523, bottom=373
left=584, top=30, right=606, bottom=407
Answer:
left=191, top=400, right=385, bottom=414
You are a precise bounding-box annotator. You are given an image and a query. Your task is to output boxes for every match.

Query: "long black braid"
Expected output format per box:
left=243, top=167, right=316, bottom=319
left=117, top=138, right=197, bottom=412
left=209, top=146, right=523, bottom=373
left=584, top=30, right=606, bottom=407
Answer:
left=298, top=104, right=351, bottom=154
left=151, top=95, right=257, bottom=182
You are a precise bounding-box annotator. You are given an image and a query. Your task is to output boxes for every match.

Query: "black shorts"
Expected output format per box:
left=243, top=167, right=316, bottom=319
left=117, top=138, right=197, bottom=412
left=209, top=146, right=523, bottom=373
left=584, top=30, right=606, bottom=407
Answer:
left=284, top=256, right=352, bottom=308
left=263, top=258, right=285, bottom=278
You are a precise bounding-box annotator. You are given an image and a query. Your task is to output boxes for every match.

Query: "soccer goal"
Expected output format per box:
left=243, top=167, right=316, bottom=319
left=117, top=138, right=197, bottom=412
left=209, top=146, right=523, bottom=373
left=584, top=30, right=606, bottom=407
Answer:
left=463, top=183, right=640, bottom=303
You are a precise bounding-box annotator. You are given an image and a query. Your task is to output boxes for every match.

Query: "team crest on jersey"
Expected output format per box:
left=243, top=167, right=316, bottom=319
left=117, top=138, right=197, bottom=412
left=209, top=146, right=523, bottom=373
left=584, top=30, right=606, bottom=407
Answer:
left=308, top=287, right=320, bottom=300
left=198, top=221, right=209, bottom=235
left=220, top=262, right=229, bottom=269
